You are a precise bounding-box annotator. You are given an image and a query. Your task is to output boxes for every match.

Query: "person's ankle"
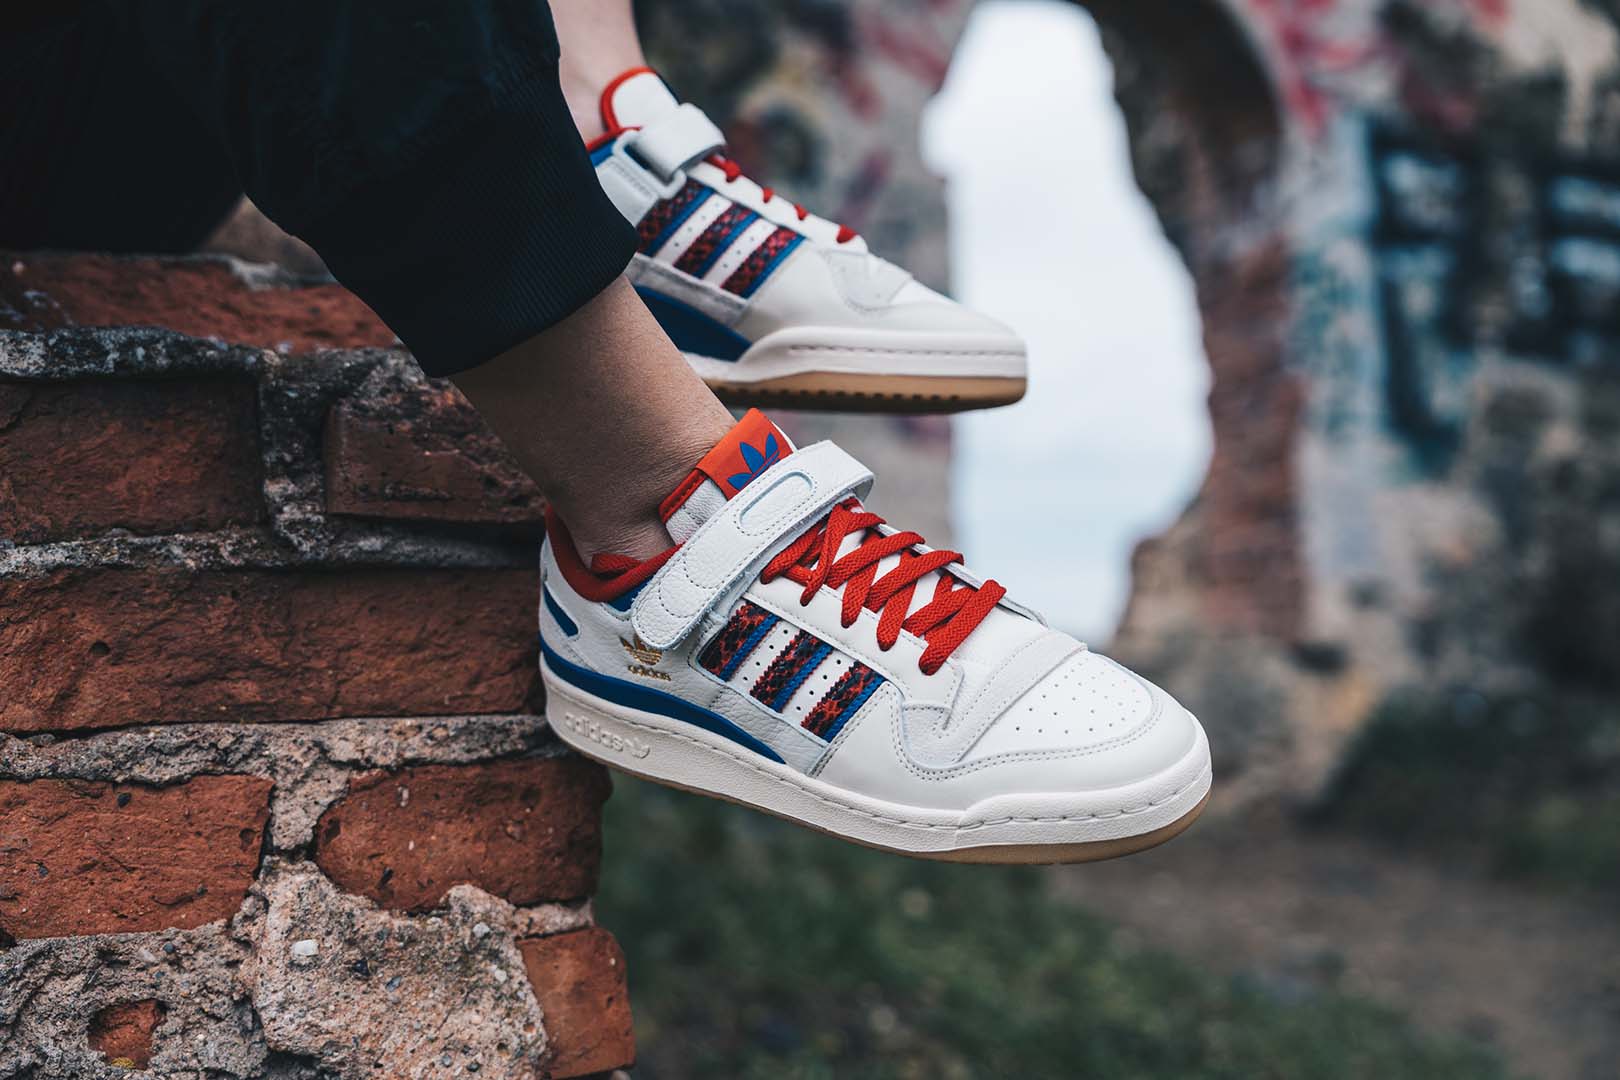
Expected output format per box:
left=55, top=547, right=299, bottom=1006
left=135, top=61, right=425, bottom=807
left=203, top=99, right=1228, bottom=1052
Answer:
left=562, top=513, right=674, bottom=565
left=562, top=71, right=608, bottom=143
left=560, top=56, right=647, bottom=143
left=550, top=414, right=728, bottom=563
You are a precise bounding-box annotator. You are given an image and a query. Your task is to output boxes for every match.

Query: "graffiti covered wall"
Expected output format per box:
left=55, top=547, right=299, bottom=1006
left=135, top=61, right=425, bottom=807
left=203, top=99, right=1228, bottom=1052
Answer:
left=1098, top=0, right=1620, bottom=798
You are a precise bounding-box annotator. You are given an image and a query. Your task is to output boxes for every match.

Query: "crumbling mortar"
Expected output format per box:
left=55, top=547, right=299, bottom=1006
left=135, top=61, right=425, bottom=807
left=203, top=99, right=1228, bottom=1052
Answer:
left=0, top=714, right=566, bottom=850
left=231, top=862, right=555, bottom=1079
left=1, top=860, right=594, bottom=1080
left=1, top=923, right=263, bottom=1080
left=254, top=349, right=540, bottom=564
left=0, top=326, right=264, bottom=383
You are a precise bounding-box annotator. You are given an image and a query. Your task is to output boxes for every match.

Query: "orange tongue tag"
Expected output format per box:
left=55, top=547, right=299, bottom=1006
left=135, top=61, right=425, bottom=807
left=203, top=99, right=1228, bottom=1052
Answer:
left=697, top=409, right=790, bottom=498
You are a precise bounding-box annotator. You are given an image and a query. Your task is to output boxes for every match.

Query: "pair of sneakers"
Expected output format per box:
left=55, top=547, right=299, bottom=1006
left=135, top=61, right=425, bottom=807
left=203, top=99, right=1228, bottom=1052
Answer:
left=540, top=69, right=1211, bottom=862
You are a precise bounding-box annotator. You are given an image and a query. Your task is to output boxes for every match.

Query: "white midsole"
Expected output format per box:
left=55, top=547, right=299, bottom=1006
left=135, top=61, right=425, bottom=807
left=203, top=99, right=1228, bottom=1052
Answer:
left=686, top=325, right=1028, bottom=384
left=542, top=657, right=1212, bottom=856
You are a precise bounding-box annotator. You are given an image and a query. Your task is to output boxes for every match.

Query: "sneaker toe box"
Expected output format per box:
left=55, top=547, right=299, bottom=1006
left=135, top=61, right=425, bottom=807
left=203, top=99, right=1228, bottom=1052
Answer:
left=966, top=650, right=1204, bottom=791
left=748, top=246, right=1024, bottom=344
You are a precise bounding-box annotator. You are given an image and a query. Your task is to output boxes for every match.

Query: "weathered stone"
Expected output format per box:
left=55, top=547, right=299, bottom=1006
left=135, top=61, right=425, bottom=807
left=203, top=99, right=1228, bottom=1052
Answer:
left=520, top=929, right=635, bottom=1079
left=0, top=567, right=538, bottom=733
left=0, top=252, right=392, bottom=352
left=0, top=326, right=539, bottom=577
left=0, top=377, right=265, bottom=543
left=87, top=1000, right=166, bottom=1069
left=324, top=364, right=543, bottom=528
left=0, top=924, right=265, bottom=1078
left=314, top=758, right=610, bottom=910
left=235, top=862, right=548, bottom=1080
left=0, top=775, right=271, bottom=939
left=0, top=713, right=559, bottom=851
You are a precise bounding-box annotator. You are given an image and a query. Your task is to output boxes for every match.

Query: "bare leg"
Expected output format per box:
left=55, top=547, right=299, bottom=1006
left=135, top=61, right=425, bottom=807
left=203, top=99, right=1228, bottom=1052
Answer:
left=452, top=277, right=733, bottom=560
left=550, top=0, right=646, bottom=141
left=459, top=2, right=734, bottom=560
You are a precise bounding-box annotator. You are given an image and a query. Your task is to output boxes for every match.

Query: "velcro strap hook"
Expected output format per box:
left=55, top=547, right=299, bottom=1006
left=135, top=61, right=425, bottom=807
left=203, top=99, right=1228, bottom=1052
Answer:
left=619, top=102, right=725, bottom=183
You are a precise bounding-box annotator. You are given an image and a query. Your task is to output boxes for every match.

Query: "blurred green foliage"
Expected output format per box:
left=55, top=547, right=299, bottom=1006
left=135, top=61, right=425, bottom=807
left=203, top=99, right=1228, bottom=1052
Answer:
left=1316, top=690, right=1620, bottom=893
left=596, top=776, right=1511, bottom=1079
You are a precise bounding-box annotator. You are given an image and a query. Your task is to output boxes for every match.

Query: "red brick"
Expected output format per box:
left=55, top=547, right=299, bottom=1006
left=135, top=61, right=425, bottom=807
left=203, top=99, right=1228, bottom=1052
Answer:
left=88, top=1000, right=166, bottom=1069
left=520, top=929, right=635, bottom=1078
left=314, top=758, right=608, bottom=910
left=0, top=378, right=263, bottom=544
left=0, top=253, right=393, bottom=351
left=0, top=567, right=538, bottom=733
left=0, top=776, right=270, bottom=939
left=324, top=382, right=544, bottom=528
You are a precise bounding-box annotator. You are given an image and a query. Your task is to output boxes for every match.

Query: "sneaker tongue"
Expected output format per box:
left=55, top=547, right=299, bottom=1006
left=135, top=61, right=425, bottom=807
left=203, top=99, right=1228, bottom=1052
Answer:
left=602, top=67, right=680, bottom=131
left=660, top=409, right=793, bottom=543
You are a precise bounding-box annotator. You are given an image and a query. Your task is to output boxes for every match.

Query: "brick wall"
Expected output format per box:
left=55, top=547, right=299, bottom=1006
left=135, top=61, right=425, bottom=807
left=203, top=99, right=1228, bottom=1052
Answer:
left=0, top=253, right=633, bottom=1079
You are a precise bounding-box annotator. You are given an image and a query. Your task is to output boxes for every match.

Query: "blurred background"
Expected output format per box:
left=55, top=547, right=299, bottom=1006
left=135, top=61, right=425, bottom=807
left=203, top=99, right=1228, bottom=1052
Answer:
left=596, top=0, right=1620, bottom=1077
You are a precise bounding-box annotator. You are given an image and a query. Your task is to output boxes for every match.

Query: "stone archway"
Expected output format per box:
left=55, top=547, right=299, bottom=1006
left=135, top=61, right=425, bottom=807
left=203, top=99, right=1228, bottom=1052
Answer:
left=1074, top=0, right=1620, bottom=803
left=1071, top=0, right=1305, bottom=796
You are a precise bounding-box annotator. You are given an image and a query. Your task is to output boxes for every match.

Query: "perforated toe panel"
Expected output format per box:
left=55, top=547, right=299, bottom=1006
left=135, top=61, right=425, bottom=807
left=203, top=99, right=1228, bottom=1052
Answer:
left=964, top=650, right=1154, bottom=759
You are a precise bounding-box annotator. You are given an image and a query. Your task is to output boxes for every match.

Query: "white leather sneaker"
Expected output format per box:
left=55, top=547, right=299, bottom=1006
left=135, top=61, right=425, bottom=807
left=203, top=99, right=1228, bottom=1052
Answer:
left=589, top=67, right=1027, bottom=413
left=540, top=412, right=1211, bottom=862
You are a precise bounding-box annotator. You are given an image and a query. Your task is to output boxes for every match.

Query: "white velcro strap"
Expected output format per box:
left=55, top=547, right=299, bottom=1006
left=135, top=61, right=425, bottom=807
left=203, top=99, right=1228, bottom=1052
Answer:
left=595, top=104, right=726, bottom=224
left=631, top=442, right=874, bottom=650
left=596, top=151, right=676, bottom=224
left=624, top=103, right=725, bottom=180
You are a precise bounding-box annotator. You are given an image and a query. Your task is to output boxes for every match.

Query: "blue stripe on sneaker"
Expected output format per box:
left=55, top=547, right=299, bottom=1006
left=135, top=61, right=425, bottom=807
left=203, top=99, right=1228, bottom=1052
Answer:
left=740, top=233, right=804, bottom=298
left=722, top=612, right=780, bottom=680
left=820, top=671, right=883, bottom=742
left=543, top=587, right=579, bottom=637
left=635, top=287, right=750, bottom=362
left=769, top=640, right=831, bottom=711
left=540, top=635, right=786, bottom=764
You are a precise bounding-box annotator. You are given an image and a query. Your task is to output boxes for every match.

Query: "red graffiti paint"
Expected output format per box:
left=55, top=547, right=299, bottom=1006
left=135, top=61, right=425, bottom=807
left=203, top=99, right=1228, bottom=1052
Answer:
left=1250, top=0, right=1509, bottom=136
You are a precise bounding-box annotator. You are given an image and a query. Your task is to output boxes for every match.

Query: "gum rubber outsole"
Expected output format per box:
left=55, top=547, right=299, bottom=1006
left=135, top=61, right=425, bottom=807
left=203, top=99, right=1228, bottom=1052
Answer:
left=704, top=372, right=1028, bottom=414
left=914, top=787, right=1209, bottom=864
left=616, top=769, right=1212, bottom=865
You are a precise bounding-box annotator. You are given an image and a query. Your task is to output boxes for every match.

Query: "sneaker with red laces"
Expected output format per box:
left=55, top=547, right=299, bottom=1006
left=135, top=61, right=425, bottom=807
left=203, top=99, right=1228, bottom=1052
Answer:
left=589, top=67, right=1028, bottom=413
left=540, top=411, right=1211, bottom=862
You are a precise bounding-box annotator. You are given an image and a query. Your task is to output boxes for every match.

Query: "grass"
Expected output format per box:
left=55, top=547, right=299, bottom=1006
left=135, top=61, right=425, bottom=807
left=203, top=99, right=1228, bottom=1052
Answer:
left=595, top=774, right=1512, bottom=1079
left=1315, top=690, right=1620, bottom=894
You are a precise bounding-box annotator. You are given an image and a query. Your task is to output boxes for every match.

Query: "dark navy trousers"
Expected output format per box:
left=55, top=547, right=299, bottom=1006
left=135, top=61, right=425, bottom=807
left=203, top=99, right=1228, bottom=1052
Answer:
left=0, top=1, right=638, bottom=374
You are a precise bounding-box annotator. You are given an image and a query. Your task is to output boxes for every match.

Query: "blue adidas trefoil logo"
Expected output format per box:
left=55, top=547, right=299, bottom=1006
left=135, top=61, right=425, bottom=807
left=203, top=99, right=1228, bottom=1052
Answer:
left=728, top=434, right=781, bottom=491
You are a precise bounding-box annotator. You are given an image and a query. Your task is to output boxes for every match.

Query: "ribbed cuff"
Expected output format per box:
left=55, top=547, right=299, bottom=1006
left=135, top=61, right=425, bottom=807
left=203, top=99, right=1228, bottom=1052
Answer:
left=303, top=64, right=638, bottom=376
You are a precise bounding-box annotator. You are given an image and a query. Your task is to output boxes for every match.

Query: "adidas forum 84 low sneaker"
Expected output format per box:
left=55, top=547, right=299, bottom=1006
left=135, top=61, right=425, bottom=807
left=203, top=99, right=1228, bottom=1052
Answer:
left=589, top=68, right=1028, bottom=413
left=540, top=412, right=1212, bottom=862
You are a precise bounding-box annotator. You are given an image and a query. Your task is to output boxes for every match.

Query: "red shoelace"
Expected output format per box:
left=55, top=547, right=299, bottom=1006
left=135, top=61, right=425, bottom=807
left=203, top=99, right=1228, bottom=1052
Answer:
left=760, top=500, right=1005, bottom=675
left=710, top=155, right=858, bottom=244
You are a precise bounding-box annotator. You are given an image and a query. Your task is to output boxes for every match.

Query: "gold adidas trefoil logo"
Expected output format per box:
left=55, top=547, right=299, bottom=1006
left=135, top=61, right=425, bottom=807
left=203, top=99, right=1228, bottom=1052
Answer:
left=621, top=634, right=662, bottom=665
left=620, top=635, right=671, bottom=681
